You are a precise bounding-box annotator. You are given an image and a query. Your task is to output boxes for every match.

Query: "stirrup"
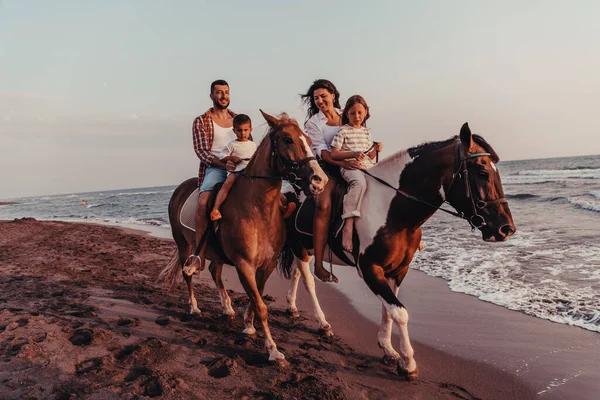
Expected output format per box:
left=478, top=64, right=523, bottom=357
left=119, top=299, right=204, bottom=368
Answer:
left=210, top=210, right=222, bottom=221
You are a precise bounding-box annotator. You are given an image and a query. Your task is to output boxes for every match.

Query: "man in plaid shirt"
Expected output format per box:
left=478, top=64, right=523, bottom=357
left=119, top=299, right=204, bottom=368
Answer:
left=188, top=79, right=237, bottom=271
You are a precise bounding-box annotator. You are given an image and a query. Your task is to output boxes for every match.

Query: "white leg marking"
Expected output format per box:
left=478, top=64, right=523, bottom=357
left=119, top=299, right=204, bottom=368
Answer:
left=377, top=279, right=400, bottom=361
left=265, top=337, right=286, bottom=362
left=243, top=304, right=256, bottom=335
left=378, top=297, right=416, bottom=374
left=218, top=287, right=235, bottom=317
left=286, top=261, right=301, bottom=316
left=298, top=258, right=332, bottom=335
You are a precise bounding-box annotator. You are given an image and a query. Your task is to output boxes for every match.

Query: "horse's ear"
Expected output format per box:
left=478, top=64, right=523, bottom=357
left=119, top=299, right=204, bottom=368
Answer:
left=260, top=110, right=281, bottom=128
left=460, top=122, right=474, bottom=151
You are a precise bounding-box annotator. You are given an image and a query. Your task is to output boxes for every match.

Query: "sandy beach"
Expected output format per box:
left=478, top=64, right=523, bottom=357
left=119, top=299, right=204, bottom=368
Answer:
left=1, top=219, right=597, bottom=399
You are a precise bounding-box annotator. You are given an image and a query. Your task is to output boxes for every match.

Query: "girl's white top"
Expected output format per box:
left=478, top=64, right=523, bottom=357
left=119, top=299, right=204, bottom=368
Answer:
left=331, top=125, right=375, bottom=169
left=304, top=109, right=343, bottom=158
left=226, top=140, right=257, bottom=172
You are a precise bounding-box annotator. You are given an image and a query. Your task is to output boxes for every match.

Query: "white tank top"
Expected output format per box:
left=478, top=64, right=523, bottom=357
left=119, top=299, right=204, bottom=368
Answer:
left=322, top=124, right=342, bottom=150
left=211, top=122, right=236, bottom=159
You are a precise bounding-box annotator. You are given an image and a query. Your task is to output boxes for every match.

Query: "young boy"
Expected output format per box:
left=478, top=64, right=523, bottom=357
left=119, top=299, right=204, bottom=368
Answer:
left=210, top=114, right=297, bottom=223
left=210, top=114, right=257, bottom=222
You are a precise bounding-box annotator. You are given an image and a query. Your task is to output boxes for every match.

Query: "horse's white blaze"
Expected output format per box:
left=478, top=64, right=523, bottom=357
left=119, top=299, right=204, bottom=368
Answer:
left=356, top=151, right=415, bottom=255
left=299, top=135, right=314, bottom=157
left=491, top=161, right=497, bottom=172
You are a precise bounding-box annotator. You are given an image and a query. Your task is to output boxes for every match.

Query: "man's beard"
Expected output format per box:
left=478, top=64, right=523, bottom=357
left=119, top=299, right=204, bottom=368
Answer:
left=213, top=99, right=230, bottom=110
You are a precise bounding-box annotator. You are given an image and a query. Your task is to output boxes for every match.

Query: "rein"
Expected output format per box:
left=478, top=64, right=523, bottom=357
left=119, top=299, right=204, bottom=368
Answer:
left=238, top=123, right=316, bottom=188
left=360, top=140, right=506, bottom=229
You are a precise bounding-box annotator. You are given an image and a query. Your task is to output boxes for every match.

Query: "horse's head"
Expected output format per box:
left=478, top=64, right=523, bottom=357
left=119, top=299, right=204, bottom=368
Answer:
left=445, top=123, right=516, bottom=242
left=260, top=110, right=328, bottom=195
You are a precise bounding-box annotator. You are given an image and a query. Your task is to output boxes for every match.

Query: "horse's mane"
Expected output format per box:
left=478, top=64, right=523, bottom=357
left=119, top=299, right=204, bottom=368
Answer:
left=408, top=135, right=500, bottom=162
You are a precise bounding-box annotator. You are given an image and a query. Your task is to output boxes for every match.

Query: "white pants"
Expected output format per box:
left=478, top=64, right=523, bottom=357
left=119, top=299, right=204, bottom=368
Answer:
left=340, top=168, right=367, bottom=219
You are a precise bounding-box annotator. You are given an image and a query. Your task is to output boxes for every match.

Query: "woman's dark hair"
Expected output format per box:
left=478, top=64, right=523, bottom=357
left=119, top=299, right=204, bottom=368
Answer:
left=300, top=79, right=341, bottom=120
left=233, top=114, right=251, bottom=128
left=341, top=95, right=370, bottom=126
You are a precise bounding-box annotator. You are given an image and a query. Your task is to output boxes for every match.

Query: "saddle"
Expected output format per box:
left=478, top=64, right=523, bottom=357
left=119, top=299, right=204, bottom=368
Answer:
left=293, top=181, right=359, bottom=266
left=180, top=183, right=233, bottom=265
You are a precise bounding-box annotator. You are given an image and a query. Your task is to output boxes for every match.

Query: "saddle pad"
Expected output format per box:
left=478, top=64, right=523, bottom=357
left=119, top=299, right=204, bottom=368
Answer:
left=180, top=188, right=199, bottom=232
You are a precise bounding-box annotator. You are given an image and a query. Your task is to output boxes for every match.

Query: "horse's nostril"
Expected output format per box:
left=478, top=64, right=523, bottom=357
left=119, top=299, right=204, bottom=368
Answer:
left=311, top=175, right=322, bottom=183
left=500, top=224, right=515, bottom=237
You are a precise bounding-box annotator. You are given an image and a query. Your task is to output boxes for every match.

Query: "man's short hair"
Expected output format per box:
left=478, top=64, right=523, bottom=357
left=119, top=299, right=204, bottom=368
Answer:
left=210, top=79, right=229, bottom=93
left=233, top=114, right=251, bottom=128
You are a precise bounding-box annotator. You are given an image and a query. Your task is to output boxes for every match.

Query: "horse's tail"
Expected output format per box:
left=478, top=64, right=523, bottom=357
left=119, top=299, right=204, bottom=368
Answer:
left=278, top=236, right=296, bottom=280
left=158, top=249, right=182, bottom=288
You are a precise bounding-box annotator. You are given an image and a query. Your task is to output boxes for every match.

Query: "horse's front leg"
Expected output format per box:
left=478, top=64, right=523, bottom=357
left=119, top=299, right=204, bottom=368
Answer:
left=378, top=278, right=400, bottom=364
left=360, top=262, right=417, bottom=380
left=286, top=259, right=301, bottom=318
left=208, top=261, right=235, bottom=321
left=297, top=257, right=333, bottom=336
left=236, top=261, right=287, bottom=365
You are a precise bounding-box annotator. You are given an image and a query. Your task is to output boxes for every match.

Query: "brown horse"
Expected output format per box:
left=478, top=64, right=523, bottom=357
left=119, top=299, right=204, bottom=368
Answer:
left=159, top=111, right=328, bottom=364
left=280, top=123, right=516, bottom=379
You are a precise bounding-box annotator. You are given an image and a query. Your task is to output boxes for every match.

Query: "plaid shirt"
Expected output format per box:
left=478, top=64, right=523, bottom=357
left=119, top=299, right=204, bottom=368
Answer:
left=192, top=108, right=237, bottom=186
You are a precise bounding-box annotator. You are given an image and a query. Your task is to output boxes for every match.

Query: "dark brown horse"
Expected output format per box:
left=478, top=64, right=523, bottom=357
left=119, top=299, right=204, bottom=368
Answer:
left=280, top=123, right=516, bottom=379
left=159, top=111, right=328, bottom=364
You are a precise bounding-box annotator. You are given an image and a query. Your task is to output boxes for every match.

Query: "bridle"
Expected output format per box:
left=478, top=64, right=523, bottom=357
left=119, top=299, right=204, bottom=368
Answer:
left=239, top=122, right=316, bottom=187
left=360, top=139, right=507, bottom=230
left=448, top=140, right=508, bottom=229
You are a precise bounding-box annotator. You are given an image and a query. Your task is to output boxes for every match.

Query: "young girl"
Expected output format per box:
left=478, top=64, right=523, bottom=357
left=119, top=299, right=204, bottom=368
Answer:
left=330, top=95, right=383, bottom=252
left=210, top=114, right=257, bottom=222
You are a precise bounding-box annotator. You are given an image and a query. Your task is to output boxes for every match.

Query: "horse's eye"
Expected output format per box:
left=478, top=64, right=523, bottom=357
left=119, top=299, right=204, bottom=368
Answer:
left=283, top=137, right=294, bottom=145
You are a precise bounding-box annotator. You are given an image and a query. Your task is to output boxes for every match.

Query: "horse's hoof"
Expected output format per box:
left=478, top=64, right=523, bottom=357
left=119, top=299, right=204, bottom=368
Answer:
left=272, top=358, right=290, bottom=368
left=287, top=309, right=300, bottom=318
left=190, top=307, right=202, bottom=316
left=318, top=326, right=334, bottom=337
left=222, top=313, right=236, bottom=323
left=382, top=354, right=400, bottom=366
left=397, top=364, right=419, bottom=380
left=243, top=327, right=256, bottom=336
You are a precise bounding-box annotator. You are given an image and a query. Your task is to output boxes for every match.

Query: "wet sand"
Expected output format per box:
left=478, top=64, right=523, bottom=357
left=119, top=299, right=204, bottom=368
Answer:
left=0, top=218, right=593, bottom=398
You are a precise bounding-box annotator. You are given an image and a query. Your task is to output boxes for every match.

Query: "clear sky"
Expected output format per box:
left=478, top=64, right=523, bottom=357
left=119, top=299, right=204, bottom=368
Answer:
left=1, top=0, right=599, bottom=198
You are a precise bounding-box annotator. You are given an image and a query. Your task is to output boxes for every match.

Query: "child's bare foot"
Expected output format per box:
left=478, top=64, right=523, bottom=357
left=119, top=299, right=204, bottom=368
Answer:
left=418, top=241, right=424, bottom=251
left=210, top=210, right=222, bottom=221
left=283, top=202, right=297, bottom=219
left=314, top=263, right=338, bottom=283
left=183, top=255, right=201, bottom=276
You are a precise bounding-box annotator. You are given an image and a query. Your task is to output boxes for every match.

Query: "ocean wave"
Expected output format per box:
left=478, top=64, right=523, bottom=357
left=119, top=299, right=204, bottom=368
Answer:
left=117, top=190, right=173, bottom=196
left=98, top=217, right=170, bottom=228
left=86, top=204, right=103, bottom=209
left=517, top=168, right=600, bottom=179
left=413, top=227, right=600, bottom=333
left=591, top=191, right=600, bottom=199
left=505, top=193, right=539, bottom=200
left=567, top=197, right=600, bottom=212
